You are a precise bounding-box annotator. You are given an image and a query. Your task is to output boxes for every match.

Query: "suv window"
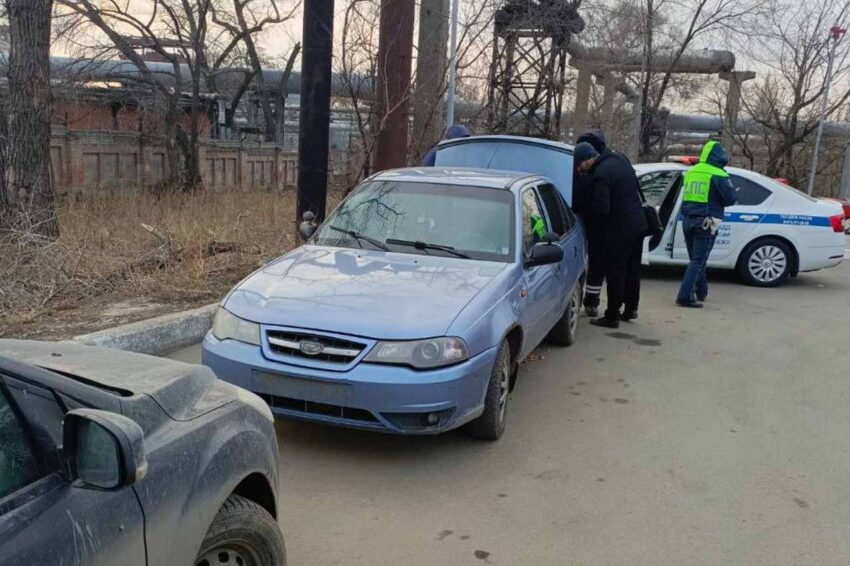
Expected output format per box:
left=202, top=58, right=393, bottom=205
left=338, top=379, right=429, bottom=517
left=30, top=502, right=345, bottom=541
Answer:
left=639, top=171, right=680, bottom=207
left=537, top=183, right=569, bottom=235
left=521, top=188, right=550, bottom=256
left=0, top=387, right=43, bottom=500
left=730, top=175, right=772, bottom=206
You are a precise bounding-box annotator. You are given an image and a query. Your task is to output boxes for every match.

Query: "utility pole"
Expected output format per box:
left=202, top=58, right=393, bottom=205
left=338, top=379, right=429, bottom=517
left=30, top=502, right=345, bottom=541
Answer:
left=446, top=0, right=460, bottom=127
left=296, top=0, right=335, bottom=223
left=807, top=25, right=846, bottom=196
left=372, top=0, right=416, bottom=172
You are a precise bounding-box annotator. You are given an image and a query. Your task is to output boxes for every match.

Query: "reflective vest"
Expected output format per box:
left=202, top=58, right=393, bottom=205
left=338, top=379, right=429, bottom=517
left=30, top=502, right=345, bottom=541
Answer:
left=530, top=214, right=546, bottom=240
left=683, top=142, right=729, bottom=204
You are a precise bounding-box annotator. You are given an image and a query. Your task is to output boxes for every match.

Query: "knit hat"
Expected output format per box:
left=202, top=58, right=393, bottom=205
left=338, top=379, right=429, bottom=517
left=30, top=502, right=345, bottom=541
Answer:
left=574, top=141, right=599, bottom=165
left=576, top=129, right=607, bottom=153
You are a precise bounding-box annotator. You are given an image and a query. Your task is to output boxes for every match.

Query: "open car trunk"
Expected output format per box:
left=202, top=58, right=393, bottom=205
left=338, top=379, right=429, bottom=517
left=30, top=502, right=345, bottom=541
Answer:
left=434, top=135, right=575, bottom=204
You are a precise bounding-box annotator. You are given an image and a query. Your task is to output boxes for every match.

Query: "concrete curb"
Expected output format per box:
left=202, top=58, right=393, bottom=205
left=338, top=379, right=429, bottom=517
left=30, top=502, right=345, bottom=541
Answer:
left=74, top=303, right=219, bottom=356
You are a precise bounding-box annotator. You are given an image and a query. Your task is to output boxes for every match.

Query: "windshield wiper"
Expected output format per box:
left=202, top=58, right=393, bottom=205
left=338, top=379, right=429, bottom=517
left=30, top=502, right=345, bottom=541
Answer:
left=385, top=238, right=471, bottom=259
left=327, top=225, right=389, bottom=251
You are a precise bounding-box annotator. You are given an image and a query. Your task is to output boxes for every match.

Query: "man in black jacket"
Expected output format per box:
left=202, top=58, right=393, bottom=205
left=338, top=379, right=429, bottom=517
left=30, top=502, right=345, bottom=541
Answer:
left=575, top=133, right=648, bottom=329
left=572, top=141, right=605, bottom=317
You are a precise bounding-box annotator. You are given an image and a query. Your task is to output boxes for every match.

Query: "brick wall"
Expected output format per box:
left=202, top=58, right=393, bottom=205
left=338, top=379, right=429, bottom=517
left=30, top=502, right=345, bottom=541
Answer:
left=52, top=128, right=297, bottom=194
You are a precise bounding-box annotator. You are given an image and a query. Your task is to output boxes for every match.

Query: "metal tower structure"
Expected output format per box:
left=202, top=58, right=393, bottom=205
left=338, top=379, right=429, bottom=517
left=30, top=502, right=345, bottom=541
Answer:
left=486, top=0, right=584, bottom=138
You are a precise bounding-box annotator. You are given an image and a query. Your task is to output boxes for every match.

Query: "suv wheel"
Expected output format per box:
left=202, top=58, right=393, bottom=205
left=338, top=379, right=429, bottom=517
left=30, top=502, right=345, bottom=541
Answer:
left=547, top=282, right=581, bottom=346
left=195, top=495, right=286, bottom=566
left=467, top=339, right=511, bottom=441
left=737, top=238, right=792, bottom=287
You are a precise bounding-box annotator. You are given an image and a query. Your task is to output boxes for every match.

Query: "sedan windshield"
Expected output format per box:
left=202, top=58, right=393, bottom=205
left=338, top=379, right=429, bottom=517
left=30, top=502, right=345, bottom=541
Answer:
left=313, top=181, right=515, bottom=262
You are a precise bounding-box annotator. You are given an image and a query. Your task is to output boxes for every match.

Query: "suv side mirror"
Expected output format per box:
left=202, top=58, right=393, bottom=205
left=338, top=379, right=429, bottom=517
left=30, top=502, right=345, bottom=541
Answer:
left=525, top=242, right=564, bottom=268
left=63, top=409, right=147, bottom=490
left=298, top=211, right=318, bottom=242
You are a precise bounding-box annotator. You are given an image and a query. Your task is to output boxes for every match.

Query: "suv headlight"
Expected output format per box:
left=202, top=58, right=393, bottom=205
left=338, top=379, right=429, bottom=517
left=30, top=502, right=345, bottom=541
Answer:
left=212, top=307, right=261, bottom=345
left=364, top=337, right=469, bottom=369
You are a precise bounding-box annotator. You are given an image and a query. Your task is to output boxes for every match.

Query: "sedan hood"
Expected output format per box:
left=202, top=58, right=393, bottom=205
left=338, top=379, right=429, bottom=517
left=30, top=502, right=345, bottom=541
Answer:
left=224, top=246, right=509, bottom=340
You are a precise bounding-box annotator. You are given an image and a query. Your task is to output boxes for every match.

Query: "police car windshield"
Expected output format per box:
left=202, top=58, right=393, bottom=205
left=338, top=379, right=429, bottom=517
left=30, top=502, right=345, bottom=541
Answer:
left=314, top=180, right=516, bottom=262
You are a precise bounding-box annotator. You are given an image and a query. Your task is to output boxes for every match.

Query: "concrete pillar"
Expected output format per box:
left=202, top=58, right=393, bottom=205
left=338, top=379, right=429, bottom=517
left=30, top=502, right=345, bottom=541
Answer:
left=598, top=73, right=618, bottom=131
left=571, top=66, right=592, bottom=142
left=412, top=0, right=449, bottom=162
left=625, top=94, right=641, bottom=162
left=719, top=70, right=756, bottom=160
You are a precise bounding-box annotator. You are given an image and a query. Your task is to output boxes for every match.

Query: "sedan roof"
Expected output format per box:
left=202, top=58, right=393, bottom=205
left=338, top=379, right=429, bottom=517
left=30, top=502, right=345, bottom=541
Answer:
left=370, top=167, right=536, bottom=190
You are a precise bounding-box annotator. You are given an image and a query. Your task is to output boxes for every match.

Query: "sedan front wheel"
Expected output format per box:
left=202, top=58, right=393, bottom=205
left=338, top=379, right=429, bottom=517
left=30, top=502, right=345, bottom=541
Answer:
left=467, top=340, right=511, bottom=441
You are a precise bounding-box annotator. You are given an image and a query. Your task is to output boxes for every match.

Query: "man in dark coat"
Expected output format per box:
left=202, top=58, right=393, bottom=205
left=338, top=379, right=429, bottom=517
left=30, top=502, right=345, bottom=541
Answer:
left=575, top=133, right=648, bottom=329
left=421, top=124, right=471, bottom=166
left=571, top=141, right=605, bottom=317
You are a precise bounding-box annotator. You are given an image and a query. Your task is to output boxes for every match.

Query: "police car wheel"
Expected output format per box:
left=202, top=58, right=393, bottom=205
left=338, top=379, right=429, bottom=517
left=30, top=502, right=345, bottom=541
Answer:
left=738, top=238, right=792, bottom=287
left=547, top=282, right=581, bottom=346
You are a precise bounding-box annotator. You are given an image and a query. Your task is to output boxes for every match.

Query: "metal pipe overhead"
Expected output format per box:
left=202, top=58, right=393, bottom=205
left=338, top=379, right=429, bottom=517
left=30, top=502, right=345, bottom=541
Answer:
left=567, top=44, right=735, bottom=74
left=668, top=113, right=850, bottom=138
left=0, top=53, right=373, bottom=101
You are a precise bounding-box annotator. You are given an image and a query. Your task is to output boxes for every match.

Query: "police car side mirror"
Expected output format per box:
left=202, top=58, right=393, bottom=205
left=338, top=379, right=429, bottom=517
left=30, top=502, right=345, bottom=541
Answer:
left=525, top=243, right=563, bottom=268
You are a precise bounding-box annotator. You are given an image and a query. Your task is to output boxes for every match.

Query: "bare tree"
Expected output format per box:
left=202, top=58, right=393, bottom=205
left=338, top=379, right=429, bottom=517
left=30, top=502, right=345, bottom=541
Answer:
left=2, top=0, right=59, bottom=239
left=211, top=0, right=299, bottom=143
left=629, top=0, right=767, bottom=158
left=736, top=0, right=850, bottom=188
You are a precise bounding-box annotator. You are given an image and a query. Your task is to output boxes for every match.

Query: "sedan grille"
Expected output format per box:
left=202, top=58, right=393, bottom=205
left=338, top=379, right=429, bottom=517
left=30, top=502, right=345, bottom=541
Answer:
left=265, top=330, right=366, bottom=364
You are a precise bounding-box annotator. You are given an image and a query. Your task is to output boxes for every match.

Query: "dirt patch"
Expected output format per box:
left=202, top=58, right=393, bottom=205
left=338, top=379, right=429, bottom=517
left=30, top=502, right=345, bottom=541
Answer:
left=1, top=189, right=343, bottom=340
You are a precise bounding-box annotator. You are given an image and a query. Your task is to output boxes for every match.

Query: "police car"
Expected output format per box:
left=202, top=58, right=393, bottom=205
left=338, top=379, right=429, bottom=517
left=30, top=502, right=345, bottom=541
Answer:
left=637, top=162, right=846, bottom=286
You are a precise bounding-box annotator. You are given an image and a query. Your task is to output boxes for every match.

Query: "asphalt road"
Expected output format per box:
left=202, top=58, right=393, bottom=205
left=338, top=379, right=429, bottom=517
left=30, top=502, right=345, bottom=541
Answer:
left=169, top=259, right=850, bottom=566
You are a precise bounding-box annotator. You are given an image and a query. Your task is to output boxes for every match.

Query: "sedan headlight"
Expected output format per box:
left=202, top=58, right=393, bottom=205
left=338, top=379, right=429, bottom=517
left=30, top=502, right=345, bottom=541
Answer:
left=212, top=307, right=261, bottom=346
left=364, top=337, right=469, bottom=369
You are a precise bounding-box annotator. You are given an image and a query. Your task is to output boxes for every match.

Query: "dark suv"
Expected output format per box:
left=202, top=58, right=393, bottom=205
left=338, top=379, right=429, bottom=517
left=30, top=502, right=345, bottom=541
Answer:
left=0, top=340, right=285, bottom=566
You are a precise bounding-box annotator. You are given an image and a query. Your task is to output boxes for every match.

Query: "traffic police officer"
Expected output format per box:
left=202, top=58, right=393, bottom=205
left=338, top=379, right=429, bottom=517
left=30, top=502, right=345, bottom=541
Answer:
left=676, top=140, right=738, bottom=307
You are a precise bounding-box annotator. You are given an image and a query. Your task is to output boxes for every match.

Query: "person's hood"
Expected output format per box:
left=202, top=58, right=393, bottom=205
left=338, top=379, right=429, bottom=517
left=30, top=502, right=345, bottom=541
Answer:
left=576, top=129, right=607, bottom=153
left=444, top=124, right=471, bottom=140
left=223, top=246, right=509, bottom=340
left=699, top=140, right=729, bottom=168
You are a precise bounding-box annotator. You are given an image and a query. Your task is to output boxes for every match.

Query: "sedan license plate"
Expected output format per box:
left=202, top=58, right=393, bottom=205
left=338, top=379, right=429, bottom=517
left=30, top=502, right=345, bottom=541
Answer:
left=254, top=372, right=351, bottom=405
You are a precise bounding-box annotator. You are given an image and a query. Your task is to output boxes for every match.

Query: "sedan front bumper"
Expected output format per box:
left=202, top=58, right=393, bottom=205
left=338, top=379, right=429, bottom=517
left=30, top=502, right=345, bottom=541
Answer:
left=201, top=332, right=498, bottom=435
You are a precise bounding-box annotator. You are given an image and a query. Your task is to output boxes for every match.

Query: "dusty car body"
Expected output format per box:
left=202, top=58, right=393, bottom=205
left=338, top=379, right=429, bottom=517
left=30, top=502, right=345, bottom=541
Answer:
left=0, top=340, right=285, bottom=566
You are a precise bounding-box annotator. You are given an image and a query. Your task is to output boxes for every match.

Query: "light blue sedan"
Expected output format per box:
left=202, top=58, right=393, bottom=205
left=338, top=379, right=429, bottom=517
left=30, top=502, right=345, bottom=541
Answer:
left=203, top=137, right=586, bottom=439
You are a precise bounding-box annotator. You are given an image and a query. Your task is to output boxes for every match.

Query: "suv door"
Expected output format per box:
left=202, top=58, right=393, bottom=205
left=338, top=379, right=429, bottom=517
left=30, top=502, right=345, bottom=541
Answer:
left=519, top=186, right=561, bottom=353
left=0, top=376, right=146, bottom=566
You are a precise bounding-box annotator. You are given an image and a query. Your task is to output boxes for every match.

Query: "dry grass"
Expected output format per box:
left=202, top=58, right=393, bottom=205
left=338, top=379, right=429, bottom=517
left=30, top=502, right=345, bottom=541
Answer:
left=0, top=188, right=342, bottom=339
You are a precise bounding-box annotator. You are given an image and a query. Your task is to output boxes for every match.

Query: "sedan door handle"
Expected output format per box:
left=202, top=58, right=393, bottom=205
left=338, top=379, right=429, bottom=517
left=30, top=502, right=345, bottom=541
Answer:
left=740, top=214, right=759, bottom=222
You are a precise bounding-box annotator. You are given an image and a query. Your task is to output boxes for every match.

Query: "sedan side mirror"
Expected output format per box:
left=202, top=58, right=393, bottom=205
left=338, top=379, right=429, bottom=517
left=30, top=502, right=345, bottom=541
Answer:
left=298, top=211, right=318, bottom=242
left=525, top=243, right=564, bottom=268
left=63, top=409, right=147, bottom=490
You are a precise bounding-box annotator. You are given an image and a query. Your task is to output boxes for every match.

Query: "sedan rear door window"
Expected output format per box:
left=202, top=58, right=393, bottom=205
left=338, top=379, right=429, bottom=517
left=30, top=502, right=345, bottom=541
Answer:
left=730, top=175, right=772, bottom=206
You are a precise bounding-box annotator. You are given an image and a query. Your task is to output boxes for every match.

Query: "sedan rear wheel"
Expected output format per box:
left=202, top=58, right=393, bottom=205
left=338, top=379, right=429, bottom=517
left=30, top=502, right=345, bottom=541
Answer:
left=547, top=281, right=581, bottom=346
left=738, top=238, right=792, bottom=287
left=467, top=340, right=511, bottom=441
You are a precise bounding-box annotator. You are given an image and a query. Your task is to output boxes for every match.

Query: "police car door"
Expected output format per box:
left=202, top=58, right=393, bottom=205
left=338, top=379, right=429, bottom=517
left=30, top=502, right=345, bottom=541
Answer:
left=711, top=175, right=775, bottom=261
left=637, top=170, right=683, bottom=261
left=672, top=174, right=774, bottom=261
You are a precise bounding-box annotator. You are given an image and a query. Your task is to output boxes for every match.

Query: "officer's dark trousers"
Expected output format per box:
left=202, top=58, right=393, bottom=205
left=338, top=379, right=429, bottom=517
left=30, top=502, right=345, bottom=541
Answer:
left=603, top=236, right=643, bottom=321
left=583, top=237, right=605, bottom=309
